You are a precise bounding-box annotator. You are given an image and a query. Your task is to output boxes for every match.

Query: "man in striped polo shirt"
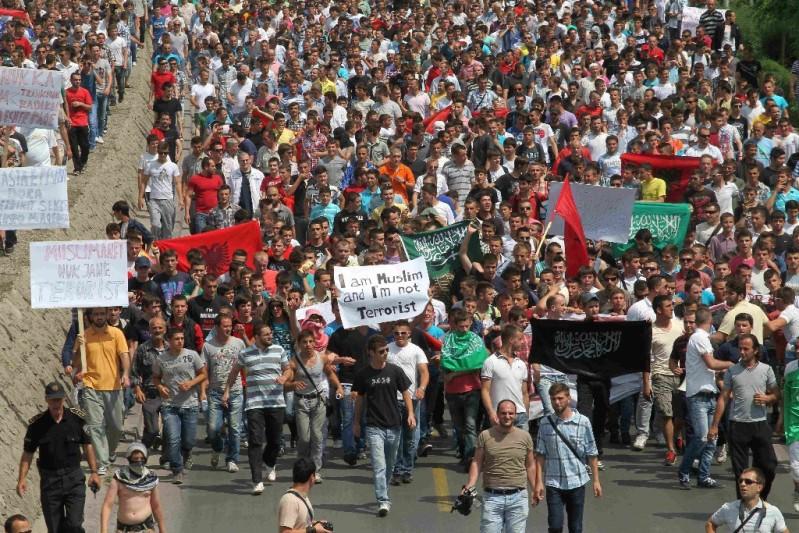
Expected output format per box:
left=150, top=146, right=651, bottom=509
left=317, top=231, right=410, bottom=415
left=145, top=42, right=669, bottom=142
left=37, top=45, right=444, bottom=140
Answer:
left=223, top=322, right=289, bottom=494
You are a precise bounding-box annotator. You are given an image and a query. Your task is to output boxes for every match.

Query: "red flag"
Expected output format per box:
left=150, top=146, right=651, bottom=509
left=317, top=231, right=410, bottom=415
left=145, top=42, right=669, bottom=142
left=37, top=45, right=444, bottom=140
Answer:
left=424, top=105, right=452, bottom=133
left=156, top=220, right=263, bottom=276
left=552, top=179, right=589, bottom=278
left=621, top=153, right=701, bottom=202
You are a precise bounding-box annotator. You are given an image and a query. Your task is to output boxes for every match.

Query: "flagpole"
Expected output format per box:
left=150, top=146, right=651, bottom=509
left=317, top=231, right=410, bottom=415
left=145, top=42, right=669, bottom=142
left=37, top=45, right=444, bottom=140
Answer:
left=535, top=221, right=553, bottom=258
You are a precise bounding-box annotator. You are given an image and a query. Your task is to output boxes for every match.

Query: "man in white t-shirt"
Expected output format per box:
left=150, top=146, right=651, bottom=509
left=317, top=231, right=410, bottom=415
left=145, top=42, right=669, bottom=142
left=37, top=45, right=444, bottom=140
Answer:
left=190, top=68, right=216, bottom=113
left=641, top=296, right=684, bottom=465
left=481, top=324, right=529, bottom=430
left=768, top=286, right=799, bottom=357
left=18, top=127, right=57, bottom=166
left=140, top=141, right=182, bottom=240
left=678, top=307, right=733, bottom=489
left=386, top=321, right=429, bottom=484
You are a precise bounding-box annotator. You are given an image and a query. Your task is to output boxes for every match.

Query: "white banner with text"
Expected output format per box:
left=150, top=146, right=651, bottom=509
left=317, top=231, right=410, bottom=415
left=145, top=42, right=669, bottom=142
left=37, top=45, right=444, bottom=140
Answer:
left=0, top=166, right=69, bottom=230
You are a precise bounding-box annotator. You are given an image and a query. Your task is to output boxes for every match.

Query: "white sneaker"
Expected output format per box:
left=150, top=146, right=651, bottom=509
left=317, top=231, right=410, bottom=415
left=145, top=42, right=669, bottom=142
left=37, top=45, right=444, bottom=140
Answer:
left=267, top=466, right=277, bottom=482
left=314, top=471, right=323, bottom=484
left=793, top=489, right=799, bottom=512
left=632, top=434, right=647, bottom=451
left=95, top=136, right=104, bottom=144
left=226, top=461, right=239, bottom=473
left=378, top=502, right=390, bottom=517
left=714, top=443, right=728, bottom=464
left=252, top=481, right=264, bottom=494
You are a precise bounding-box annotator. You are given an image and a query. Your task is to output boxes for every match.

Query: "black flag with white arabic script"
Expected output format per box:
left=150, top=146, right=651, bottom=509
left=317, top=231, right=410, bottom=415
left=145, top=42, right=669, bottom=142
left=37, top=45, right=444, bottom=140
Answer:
left=530, top=320, right=652, bottom=380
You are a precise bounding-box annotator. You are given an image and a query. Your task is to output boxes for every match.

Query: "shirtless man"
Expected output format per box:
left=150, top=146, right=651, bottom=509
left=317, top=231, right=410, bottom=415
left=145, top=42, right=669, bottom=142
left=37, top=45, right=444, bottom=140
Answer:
left=101, top=443, right=166, bottom=533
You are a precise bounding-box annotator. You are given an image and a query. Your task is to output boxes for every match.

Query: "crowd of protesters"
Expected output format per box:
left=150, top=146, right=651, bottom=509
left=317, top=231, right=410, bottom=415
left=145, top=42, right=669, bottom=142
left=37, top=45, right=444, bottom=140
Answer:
left=4, top=0, right=799, bottom=530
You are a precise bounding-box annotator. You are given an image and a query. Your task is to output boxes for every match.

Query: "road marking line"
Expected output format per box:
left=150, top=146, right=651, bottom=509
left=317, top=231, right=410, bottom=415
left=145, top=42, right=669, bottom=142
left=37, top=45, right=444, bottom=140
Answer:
left=432, top=467, right=451, bottom=513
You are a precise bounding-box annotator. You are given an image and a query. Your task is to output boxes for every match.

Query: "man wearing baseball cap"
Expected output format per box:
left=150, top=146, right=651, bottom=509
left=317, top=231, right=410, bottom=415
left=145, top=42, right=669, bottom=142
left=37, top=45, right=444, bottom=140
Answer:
left=17, top=382, right=101, bottom=533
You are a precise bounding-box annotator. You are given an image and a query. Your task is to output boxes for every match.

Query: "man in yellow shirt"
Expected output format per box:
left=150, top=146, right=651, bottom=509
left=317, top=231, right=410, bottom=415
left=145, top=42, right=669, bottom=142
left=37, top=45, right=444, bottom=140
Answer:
left=74, top=307, right=131, bottom=475
left=639, top=164, right=667, bottom=202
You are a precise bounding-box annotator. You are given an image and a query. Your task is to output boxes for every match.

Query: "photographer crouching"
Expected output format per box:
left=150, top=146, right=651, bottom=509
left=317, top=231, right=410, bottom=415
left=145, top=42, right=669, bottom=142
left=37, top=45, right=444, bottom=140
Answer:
left=457, top=399, right=537, bottom=532
left=278, top=458, right=334, bottom=533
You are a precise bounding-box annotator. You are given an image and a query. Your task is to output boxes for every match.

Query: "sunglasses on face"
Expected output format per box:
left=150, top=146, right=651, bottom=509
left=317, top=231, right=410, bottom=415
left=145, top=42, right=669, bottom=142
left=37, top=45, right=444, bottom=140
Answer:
left=738, top=478, right=759, bottom=486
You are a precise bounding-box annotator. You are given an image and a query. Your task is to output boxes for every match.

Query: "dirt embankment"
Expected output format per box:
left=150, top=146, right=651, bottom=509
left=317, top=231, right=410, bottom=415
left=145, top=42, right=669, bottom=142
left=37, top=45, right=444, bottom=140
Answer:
left=0, top=55, right=153, bottom=518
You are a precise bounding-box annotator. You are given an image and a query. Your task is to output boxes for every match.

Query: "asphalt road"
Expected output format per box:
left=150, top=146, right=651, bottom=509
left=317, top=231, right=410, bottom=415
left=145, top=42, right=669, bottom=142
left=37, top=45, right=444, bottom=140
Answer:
left=66, top=410, right=798, bottom=533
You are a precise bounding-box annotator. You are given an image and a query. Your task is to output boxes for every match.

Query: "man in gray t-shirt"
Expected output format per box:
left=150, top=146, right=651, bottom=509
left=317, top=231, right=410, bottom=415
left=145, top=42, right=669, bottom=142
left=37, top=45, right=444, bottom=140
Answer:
left=709, top=334, right=779, bottom=499
left=202, top=316, right=247, bottom=470
left=153, top=348, right=205, bottom=408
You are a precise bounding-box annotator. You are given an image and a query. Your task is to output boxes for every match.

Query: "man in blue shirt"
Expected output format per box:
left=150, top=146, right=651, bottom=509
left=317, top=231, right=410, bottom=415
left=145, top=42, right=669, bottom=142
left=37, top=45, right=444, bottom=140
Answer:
left=534, top=382, right=603, bottom=533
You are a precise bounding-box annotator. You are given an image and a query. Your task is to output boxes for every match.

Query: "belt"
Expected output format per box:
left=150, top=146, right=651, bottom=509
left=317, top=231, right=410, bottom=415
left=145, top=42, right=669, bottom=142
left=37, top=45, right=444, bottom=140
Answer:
left=484, top=487, right=524, bottom=495
left=295, top=391, right=320, bottom=399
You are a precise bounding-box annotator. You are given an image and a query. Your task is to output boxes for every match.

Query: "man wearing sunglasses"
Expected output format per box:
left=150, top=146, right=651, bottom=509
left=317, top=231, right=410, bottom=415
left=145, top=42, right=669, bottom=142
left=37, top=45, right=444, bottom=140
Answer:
left=706, top=467, right=788, bottom=532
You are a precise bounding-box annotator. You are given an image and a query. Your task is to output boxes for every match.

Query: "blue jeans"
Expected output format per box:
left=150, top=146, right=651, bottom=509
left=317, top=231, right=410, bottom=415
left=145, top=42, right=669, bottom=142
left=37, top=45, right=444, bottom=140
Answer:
left=207, top=389, right=243, bottom=464
left=546, top=485, right=586, bottom=533
left=193, top=212, right=210, bottom=234
left=340, top=384, right=365, bottom=457
left=515, top=411, right=529, bottom=431
left=161, top=406, right=199, bottom=474
left=365, top=425, right=401, bottom=505
left=679, top=393, right=717, bottom=482
left=480, top=489, right=529, bottom=533
left=420, top=366, right=440, bottom=440
left=88, top=99, right=98, bottom=149
left=446, top=390, right=481, bottom=462
left=393, top=400, right=420, bottom=477
left=96, top=93, right=109, bottom=134
left=538, top=375, right=569, bottom=416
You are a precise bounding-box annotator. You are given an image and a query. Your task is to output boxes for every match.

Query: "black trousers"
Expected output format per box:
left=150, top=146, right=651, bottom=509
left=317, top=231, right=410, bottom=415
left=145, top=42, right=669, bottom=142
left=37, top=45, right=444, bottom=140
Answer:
left=729, top=420, right=778, bottom=499
left=68, top=126, right=89, bottom=172
left=247, top=407, right=285, bottom=483
left=576, top=377, right=611, bottom=454
left=40, top=468, right=86, bottom=533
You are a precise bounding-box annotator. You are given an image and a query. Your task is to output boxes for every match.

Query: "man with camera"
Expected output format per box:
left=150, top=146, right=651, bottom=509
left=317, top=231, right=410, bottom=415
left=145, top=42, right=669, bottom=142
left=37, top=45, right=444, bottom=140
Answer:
left=459, top=399, right=536, bottom=532
left=278, top=458, right=333, bottom=533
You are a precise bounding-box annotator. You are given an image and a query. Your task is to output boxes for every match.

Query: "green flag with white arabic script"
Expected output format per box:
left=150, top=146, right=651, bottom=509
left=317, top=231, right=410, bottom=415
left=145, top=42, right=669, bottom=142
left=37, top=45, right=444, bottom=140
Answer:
left=612, top=202, right=691, bottom=257
left=401, top=221, right=486, bottom=278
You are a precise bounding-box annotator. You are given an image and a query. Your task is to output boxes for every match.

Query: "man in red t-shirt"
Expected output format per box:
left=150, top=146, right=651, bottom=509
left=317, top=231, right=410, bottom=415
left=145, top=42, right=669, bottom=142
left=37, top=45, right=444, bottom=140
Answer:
left=184, top=157, right=224, bottom=233
left=65, top=71, right=93, bottom=174
left=148, top=59, right=176, bottom=110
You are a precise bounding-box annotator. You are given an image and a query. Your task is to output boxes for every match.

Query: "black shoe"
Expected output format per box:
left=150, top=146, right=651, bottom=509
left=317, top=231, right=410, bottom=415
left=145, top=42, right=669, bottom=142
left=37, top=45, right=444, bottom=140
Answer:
left=390, top=475, right=401, bottom=486
left=343, top=454, right=358, bottom=466
left=609, top=432, right=620, bottom=444
left=621, top=433, right=632, bottom=446
left=418, top=443, right=433, bottom=457
left=401, top=474, right=412, bottom=484
left=119, top=94, right=124, bottom=103
left=4, top=244, right=13, bottom=254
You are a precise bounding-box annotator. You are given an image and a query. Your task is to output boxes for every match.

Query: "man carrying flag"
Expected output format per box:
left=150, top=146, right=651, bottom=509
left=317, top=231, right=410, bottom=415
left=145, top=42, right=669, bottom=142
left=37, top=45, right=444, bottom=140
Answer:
left=441, top=308, right=490, bottom=472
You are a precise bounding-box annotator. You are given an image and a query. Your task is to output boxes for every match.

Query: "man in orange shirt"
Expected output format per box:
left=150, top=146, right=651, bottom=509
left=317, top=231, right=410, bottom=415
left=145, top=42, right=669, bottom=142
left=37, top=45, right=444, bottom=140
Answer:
left=379, top=148, right=416, bottom=208
left=73, top=307, right=131, bottom=475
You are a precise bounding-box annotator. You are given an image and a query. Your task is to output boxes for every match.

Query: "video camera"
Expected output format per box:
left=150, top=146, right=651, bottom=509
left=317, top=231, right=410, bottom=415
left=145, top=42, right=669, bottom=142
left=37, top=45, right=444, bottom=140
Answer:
left=451, top=486, right=477, bottom=515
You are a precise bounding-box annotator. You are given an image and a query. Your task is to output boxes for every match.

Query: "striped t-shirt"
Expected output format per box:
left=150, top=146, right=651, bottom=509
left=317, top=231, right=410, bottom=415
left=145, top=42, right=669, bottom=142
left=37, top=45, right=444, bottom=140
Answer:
left=237, top=343, right=289, bottom=410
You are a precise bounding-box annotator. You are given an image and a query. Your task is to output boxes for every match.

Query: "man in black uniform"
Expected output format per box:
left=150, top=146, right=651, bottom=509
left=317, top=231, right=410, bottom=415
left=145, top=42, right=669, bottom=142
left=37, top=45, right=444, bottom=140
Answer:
left=16, top=382, right=101, bottom=533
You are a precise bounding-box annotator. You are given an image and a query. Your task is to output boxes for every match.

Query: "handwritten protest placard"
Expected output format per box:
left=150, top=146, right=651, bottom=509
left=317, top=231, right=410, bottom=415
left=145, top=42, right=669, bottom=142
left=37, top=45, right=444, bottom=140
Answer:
left=334, top=257, right=430, bottom=329
left=30, top=240, right=128, bottom=309
left=0, top=67, right=62, bottom=129
left=0, top=166, right=69, bottom=230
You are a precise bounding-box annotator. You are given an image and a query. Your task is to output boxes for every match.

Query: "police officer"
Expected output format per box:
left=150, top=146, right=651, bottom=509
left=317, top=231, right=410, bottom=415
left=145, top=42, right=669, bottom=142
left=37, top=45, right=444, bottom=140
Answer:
left=16, top=382, right=101, bottom=533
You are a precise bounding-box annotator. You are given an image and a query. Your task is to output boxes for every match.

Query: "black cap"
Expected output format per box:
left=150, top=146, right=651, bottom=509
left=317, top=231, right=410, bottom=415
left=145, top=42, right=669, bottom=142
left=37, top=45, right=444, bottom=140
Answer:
left=45, top=382, right=66, bottom=400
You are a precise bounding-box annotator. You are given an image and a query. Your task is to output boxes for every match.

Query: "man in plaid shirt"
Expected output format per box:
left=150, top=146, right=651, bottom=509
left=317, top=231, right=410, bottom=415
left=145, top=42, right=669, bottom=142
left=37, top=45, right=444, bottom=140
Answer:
left=534, top=382, right=603, bottom=533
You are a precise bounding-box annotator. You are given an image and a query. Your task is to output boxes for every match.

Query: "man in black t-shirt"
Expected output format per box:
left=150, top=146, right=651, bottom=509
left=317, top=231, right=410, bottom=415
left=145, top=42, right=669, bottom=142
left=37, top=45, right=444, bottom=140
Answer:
left=327, top=324, right=377, bottom=465
left=353, top=334, right=415, bottom=518
left=188, top=275, right=224, bottom=336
